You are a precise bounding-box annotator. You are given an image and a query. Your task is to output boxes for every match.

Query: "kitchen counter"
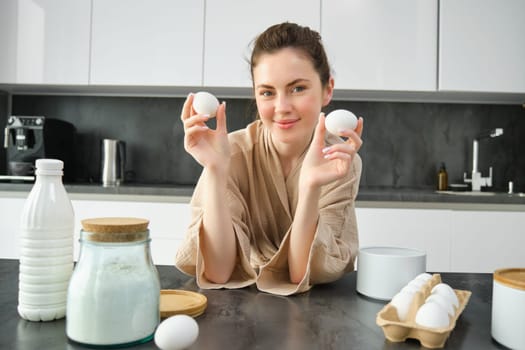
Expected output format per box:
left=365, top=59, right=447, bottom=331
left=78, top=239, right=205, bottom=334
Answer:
left=1, top=182, right=525, bottom=209
left=0, top=259, right=506, bottom=350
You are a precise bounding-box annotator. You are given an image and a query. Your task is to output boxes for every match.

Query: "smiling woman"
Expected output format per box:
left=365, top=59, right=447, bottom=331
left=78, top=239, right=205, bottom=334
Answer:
left=175, top=22, right=364, bottom=296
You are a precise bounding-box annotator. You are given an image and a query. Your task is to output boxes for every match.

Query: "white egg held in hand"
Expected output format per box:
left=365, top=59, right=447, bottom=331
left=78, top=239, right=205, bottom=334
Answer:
left=325, top=109, right=358, bottom=136
left=154, top=315, right=199, bottom=350
left=193, top=91, right=219, bottom=117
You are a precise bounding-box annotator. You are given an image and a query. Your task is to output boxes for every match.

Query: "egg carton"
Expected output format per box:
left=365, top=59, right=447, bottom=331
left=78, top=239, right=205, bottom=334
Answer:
left=376, top=274, right=471, bottom=349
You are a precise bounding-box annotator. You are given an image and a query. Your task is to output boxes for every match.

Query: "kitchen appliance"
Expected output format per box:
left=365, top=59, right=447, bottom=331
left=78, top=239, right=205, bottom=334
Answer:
left=356, top=246, right=427, bottom=300
left=3, top=116, right=75, bottom=182
left=101, top=139, right=126, bottom=187
left=491, top=268, right=525, bottom=350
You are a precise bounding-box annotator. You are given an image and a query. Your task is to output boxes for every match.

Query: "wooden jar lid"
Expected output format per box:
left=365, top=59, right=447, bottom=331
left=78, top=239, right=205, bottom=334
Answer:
left=494, top=268, right=525, bottom=291
left=81, top=217, right=149, bottom=242
left=160, top=289, right=207, bottom=319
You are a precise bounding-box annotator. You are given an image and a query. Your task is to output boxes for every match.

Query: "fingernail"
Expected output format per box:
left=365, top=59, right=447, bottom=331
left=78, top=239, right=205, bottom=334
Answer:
left=322, top=147, right=331, bottom=154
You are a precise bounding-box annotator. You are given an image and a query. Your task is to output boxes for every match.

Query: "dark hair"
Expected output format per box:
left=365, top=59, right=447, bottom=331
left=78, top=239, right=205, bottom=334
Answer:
left=250, top=22, right=331, bottom=87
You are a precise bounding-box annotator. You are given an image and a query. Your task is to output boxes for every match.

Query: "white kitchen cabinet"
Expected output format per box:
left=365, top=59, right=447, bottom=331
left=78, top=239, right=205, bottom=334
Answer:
left=439, top=0, right=525, bottom=93
left=356, top=208, right=452, bottom=272
left=0, top=0, right=91, bottom=84
left=71, top=199, right=191, bottom=265
left=90, top=0, right=204, bottom=86
left=203, top=0, right=320, bottom=88
left=450, top=210, right=525, bottom=273
left=321, top=0, right=438, bottom=91
left=0, top=195, right=191, bottom=266
left=0, top=197, right=25, bottom=259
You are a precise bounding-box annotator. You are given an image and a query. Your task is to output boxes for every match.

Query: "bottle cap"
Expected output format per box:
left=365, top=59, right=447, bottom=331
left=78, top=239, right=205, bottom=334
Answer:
left=35, top=159, right=64, bottom=175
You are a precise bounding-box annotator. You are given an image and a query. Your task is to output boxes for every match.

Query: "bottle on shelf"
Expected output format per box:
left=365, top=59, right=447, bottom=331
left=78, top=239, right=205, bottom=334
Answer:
left=18, top=159, right=74, bottom=322
left=437, top=163, right=448, bottom=191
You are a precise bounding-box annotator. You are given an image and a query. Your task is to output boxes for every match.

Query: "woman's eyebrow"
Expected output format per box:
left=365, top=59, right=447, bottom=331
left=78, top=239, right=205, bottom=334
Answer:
left=256, top=79, right=311, bottom=90
left=286, top=78, right=310, bottom=87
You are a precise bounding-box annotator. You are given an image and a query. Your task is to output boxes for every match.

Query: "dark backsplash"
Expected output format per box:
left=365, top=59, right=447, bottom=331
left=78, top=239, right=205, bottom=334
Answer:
left=4, top=94, right=525, bottom=192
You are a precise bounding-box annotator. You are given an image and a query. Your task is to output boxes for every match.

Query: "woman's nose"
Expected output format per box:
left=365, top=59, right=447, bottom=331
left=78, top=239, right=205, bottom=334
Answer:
left=274, top=94, right=292, bottom=114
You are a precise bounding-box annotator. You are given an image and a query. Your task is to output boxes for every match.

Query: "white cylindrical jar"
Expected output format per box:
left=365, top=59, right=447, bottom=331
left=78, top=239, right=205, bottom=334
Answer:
left=491, top=268, right=525, bottom=350
left=18, top=158, right=74, bottom=322
left=66, top=217, right=160, bottom=348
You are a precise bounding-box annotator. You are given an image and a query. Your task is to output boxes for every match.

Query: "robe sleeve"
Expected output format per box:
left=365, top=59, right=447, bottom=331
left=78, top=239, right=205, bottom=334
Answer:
left=257, top=155, right=362, bottom=296
left=174, top=169, right=258, bottom=290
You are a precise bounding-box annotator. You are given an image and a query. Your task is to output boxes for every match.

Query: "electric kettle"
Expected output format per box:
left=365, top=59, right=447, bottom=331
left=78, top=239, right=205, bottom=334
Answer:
left=101, top=139, right=126, bottom=187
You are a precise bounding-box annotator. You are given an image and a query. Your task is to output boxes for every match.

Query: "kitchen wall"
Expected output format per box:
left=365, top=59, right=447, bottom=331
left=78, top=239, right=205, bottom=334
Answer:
left=7, top=94, right=525, bottom=192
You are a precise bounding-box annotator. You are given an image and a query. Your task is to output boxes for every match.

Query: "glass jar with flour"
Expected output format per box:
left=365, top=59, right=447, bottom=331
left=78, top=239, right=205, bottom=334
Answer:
left=66, top=217, right=160, bottom=348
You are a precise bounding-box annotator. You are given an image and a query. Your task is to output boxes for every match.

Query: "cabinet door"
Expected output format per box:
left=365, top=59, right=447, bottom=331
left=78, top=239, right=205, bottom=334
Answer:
left=72, top=199, right=191, bottom=265
left=439, top=0, right=525, bottom=93
left=90, top=0, right=204, bottom=86
left=203, top=0, right=320, bottom=88
left=0, top=0, right=90, bottom=84
left=0, top=197, right=25, bottom=259
left=450, top=210, right=525, bottom=273
left=321, top=0, right=438, bottom=91
left=356, top=208, right=452, bottom=272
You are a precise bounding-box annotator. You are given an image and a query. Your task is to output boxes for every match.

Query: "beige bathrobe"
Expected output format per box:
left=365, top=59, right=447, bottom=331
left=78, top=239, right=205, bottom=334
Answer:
left=175, top=120, right=362, bottom=295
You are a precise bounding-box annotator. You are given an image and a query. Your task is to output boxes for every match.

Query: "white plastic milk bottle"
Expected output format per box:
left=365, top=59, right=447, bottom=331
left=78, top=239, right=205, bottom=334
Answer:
left=18, top=159, right=74, bottom=321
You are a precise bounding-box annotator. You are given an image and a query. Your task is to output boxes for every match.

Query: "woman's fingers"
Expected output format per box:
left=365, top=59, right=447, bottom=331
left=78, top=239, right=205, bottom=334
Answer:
left=181, top=93, right=195, bottom=121
left=215, top=101, right=227, bottom=134
left=322, top=143, right=356, bottom=159
left=355, top=117, right=364, bottom=137
left=336, top=117, right=363, bottom=152
left=183, top=114, right=210, bottom=131
left=310, top=113, right=327, bottom=148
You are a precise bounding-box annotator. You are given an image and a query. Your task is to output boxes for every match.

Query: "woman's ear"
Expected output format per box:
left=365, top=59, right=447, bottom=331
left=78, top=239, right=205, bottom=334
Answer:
left=322, top=76, right=335, bottom=106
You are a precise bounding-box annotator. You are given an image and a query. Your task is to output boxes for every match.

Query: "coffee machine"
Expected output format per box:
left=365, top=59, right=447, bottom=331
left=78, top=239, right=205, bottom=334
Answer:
left=3, top=116, right=76, bottom=182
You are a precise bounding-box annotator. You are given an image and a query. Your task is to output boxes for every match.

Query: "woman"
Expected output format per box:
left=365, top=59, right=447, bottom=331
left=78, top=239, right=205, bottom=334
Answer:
left=175, top=22, right=363, bottom=295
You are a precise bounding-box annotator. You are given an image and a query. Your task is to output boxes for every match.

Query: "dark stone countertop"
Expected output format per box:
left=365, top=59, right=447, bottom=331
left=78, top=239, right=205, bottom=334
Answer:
left=1, top=182, right=525, bottom=206
left=0, top=259, right=508, bottom=350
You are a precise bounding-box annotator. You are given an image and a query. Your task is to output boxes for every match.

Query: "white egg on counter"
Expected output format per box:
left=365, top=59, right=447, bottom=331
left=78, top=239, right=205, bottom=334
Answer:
left=425, top=294, right=455, bottom=317
left=414, top=273, right=433, bottom=283
left=325, top=109, right=358, bottom=136
left=390, top=291, right=416, bottom=321
left=154, top=315, right=199, bottom=350
left=407, top=278, right=426, bottom=290
left=415, top=301, right=451, bottom=328
left=431, top=283, right=459, bottom=309
left=193, top=91, right=219, bottom=117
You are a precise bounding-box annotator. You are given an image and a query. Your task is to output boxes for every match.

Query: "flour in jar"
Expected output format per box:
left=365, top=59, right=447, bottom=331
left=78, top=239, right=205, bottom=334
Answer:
left=66, top=253, right=160, bottom=345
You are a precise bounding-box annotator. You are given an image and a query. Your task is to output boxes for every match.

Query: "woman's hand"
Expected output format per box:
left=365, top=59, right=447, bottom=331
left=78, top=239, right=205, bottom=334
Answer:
left=181, top=93, right=231, bottom=173
left=299, top=113, right=363, bottom=189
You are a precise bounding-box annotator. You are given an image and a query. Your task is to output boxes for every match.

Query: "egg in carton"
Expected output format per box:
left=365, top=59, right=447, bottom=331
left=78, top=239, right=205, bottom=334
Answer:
left=376, top=273, right=472, bottom=349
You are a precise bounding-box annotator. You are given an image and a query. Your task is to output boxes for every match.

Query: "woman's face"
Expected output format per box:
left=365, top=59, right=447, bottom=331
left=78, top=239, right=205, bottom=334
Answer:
left=253, top=48, right=333, bottom=151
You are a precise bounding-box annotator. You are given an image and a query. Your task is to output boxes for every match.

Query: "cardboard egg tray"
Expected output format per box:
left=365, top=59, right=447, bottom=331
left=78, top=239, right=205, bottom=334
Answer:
left=376, top=274, right=471, bottom=349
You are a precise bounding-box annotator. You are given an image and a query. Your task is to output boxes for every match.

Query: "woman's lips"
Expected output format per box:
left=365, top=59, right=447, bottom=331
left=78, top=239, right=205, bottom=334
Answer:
left=275, top=119, right=299, bottom=129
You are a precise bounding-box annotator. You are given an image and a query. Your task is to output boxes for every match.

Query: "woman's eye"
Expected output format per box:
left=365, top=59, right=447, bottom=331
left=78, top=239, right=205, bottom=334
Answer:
left=292, top=86, right=306, bottom=93
left=260, top=90, right=273, bottom=97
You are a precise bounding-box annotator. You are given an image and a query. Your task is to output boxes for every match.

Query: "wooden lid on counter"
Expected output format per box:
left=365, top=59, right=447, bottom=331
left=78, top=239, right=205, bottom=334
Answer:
left=494, top=268, right=525, bottom=290
left=81, top=217, right=149, bottom=242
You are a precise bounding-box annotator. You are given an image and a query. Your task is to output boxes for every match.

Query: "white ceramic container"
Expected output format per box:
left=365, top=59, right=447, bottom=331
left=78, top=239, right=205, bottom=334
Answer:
left=491, top=268, right=525, bottom=350
left=356, top=246, right=426, bottom=300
